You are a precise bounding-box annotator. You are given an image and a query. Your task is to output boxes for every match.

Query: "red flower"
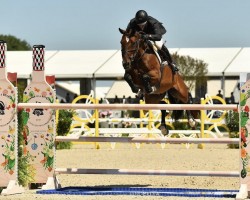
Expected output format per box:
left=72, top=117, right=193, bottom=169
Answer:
left=18, top=107, right=23, bottom=112
left=241, top=128, right=247, bottom=143
left=48, top=167, right=53, bottom=172
left=244, top=106, right=249, bottom=112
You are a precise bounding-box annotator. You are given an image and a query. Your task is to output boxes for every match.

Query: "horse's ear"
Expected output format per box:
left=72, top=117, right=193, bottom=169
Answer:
left=119, top=28, right=126, bottom=34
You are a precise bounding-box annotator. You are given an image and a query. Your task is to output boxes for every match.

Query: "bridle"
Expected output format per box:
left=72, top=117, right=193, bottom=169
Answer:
left=121, top=34, right=148, bottom=70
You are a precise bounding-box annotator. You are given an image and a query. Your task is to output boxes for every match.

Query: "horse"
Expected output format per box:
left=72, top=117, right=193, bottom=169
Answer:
left=119, top=28, right=200, bottom=135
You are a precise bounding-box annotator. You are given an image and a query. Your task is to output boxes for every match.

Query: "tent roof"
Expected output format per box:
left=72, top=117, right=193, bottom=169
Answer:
left=223, top=48, right=250, bottom=75
left=5, top=48, right=249, bottom=79
left=6, top=50, right=118, bottom=79
left=175, top=48, right=242, bottom=76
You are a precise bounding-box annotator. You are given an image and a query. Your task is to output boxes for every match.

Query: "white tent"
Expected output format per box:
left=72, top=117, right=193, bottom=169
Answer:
left=6, top=50, right=118, bottom=79
left=5, top=48, right=250, bottom=79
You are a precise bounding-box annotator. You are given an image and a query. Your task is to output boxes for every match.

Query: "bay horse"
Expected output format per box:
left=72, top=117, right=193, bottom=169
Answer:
left=119, top=28, right=199, bottom=135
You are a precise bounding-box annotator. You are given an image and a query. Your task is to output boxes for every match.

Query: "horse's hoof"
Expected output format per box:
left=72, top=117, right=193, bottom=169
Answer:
left=188, top=118, right=196, bottom=128
left=160, top=125, right=168, bottom=136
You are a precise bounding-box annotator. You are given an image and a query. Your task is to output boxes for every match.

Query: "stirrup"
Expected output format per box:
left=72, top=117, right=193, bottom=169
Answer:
left=171, top=63, right=179, bottom=72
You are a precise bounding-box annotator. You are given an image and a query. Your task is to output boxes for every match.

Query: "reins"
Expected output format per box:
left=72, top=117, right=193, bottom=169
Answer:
left=121, top=35, right=149, bottom=64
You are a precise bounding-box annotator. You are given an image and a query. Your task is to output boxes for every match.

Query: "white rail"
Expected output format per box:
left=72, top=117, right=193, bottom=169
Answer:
left=56, top=136, right=239, bottom=144
left=18, top=103, right=238, bottom=111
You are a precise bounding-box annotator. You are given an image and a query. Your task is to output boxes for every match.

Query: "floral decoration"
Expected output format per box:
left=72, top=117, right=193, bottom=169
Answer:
left=1, top=131, right=15, bottom=175
left=240, top=86, right=250, bottom=178
left=40, top=133, right=54, bottom=172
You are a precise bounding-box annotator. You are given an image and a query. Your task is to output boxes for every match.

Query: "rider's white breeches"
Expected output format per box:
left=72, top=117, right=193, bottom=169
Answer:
left=154, top=39, right=165, bottom=49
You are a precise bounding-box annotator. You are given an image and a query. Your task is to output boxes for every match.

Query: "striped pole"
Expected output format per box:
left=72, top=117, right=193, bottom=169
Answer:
left=55, top=168, right=239, bottom=177
left=56, top=136, right=239, bottom=144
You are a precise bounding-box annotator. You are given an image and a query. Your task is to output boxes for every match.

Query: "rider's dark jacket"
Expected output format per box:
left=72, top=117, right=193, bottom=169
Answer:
left=126, top=16, right=166, bottom=41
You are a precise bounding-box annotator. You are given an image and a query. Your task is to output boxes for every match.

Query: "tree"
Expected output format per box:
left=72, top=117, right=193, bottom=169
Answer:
left=0, top=34, right=31, bottom=50
left=172, top=52, right=208, bottom=99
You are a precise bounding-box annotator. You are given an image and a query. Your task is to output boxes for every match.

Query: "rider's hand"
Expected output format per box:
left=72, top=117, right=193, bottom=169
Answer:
left=141, top=34, right=149, bottom=40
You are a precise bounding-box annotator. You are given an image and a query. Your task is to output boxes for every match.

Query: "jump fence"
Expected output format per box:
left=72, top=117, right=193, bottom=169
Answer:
left=0, top=42, right=250, bottom=199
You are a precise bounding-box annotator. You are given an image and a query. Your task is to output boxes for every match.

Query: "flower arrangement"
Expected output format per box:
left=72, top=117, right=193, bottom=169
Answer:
left=1, top=132, right=15, bottom=175
left=99, top=110, right=112, bottom=118
left=240, top=87, right=250, bottom=178
left=40, top=134, right=54, bottom=172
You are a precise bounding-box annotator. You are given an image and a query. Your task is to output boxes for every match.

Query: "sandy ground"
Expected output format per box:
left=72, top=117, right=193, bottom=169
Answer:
left=0, top=143, right=242, bottom=200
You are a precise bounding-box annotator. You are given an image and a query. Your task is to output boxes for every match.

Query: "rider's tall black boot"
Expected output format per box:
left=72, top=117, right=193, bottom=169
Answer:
left=161, top=45, right=179, bottom=73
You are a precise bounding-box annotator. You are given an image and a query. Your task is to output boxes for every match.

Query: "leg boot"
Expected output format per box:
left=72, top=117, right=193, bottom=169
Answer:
left=124, top=73, right=139, bottom=93
left=161, top=45, right=173, bottom=63
left=142, top=74, right=153, bottom=93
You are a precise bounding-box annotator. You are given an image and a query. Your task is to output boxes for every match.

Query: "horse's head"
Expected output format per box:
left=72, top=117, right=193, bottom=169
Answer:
left=119, top=28, right=149, bottom=70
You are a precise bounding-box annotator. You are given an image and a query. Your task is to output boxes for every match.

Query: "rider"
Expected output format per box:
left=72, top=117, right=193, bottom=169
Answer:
left=126, top=10, right=178, bottom=73
left=124, top=10, right=178, bottom=94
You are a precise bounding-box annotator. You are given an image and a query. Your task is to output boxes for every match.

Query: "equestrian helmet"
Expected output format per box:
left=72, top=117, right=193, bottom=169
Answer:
left=135, top=10, right=148, bottom=24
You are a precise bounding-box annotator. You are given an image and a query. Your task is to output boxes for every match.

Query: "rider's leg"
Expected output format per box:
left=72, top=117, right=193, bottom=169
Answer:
left=154, top=40, right=172, bottom=63
left=161, top=45, right=173, bottom=63
left=154, top=40, right=178, bottom=73
left=161, top=45, right=179, bottom=73
left=142, top=74, right=156, bottom=94
left=124, top=73, right=139, bottom=93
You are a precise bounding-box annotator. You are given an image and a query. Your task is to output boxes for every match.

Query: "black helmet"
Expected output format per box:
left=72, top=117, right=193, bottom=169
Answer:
left=135, top=10, right=148, bottom=24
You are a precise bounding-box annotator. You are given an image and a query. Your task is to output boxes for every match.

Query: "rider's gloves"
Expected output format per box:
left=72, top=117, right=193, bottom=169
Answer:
left=141, top=34, right=149, bottom=40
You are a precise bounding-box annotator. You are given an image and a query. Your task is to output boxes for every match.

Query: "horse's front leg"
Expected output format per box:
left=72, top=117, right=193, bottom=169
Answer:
left=124, top=72, right=139, bottom=93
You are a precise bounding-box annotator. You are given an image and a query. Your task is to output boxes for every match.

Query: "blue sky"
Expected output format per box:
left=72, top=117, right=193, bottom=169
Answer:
left=1, top=0, right=250, bottom=50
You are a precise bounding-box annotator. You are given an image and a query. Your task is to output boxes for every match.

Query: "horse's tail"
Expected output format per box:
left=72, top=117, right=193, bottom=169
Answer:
left=168, top=90, right=184, bottom=121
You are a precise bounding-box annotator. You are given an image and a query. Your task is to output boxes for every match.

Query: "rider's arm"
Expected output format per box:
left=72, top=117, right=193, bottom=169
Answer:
left=147, top=20, right=166, bottom=41
left=148, top=33, right=162, bottom=41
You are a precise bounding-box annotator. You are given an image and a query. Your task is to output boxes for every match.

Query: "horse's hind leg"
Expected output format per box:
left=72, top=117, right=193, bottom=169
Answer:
left=172, top=74, right=189, bottom=103
left=144, top=94, right=168, bottom=136
left=159, top=100, right=169, bottom=136
left=186, top=93, right=197, bottom=128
